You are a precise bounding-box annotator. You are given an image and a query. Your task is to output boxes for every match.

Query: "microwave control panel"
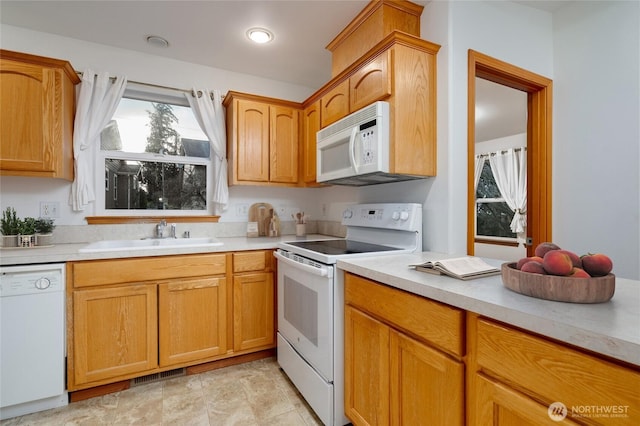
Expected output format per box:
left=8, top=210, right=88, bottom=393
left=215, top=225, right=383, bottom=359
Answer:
left=358, top=119, right=377, bottom=165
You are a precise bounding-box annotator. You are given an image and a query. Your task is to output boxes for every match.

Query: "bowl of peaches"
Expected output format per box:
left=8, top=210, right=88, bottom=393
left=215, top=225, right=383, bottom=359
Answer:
left=501, top=242, right=615, bottom=303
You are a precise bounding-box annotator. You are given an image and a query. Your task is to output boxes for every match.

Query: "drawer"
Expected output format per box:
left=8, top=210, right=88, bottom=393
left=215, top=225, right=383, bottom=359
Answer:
left=233, top=250, right=269, bottom=273
left=345, top=273, right=464, bottom=357
left=476, top=317, right=640, bottom=423
left=70, top=253, right=227, bottom=288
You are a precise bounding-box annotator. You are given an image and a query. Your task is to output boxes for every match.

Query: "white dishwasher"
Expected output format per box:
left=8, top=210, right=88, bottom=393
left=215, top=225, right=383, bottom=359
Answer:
left=0, top=263, right=68, bottom=420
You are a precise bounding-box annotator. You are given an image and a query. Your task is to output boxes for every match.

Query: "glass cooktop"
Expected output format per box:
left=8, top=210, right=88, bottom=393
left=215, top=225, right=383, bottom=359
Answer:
left=285, top=239, right=401, bottom=255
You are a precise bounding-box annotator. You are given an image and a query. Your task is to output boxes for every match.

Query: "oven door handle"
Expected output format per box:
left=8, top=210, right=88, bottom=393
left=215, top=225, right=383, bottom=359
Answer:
left=274, top=251, right=332, bottom=277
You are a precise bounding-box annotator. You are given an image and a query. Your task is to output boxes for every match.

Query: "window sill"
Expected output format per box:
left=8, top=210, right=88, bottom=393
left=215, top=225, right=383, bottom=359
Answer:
left=474, top=237, right=519, bottom=247
left=86, top=216, right=220, bottom=225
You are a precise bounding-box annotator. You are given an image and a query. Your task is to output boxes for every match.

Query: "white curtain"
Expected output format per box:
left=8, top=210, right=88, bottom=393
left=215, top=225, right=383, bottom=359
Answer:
left=70, top=69, right=127, bottom=211
left=187, top=89, right=229, bottom=214
left=488, top=148, right=527, bottom=233
left=474, top=154, right=485, bottom=190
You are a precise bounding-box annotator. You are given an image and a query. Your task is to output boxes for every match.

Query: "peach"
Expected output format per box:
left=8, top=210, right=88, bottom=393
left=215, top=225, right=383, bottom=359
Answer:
left=542, top=250, right=573, bottom=276
left=516, top=256, right=543, bottom=270
left=581, top=253, right=613, bottom=277
left=556, top=249, right=582, bottom=268
left=534, top=242, right=561, bottom=258
left=569, top=267, right=591, bottom=278
left=521, top=261, right=546, bottom=274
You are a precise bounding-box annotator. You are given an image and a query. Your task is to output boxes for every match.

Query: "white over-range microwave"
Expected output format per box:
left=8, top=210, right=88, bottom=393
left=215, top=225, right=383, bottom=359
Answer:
left=316, top=101, right=424, bottom=186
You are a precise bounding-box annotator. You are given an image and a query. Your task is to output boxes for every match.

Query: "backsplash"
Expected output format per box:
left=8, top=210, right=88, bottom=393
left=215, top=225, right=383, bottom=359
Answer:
left=44, top=220, right=345, bottom=245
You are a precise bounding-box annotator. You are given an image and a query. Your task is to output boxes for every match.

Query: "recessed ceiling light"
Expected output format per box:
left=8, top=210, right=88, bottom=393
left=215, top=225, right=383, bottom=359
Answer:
left=246, top=27, right=274, bottom=44
left=146, top=35, right=169, bottom=48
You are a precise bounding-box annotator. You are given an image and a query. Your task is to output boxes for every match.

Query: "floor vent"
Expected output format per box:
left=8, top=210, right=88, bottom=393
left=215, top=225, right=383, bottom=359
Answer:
left=131, top=368, right=185, bottom=387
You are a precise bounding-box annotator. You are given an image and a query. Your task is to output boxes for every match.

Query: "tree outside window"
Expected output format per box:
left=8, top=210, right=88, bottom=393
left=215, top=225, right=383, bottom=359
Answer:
left=475, top=159, right=517, bottom=239
left=99, top=96, right=210, bottom=211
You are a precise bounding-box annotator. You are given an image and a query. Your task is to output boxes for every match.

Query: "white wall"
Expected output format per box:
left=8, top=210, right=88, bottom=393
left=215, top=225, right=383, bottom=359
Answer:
left=418, top=0, right=553, bottom=256
left=552, top=1, right=640, bottom=279
left=416, top=0, right=639, bottom=279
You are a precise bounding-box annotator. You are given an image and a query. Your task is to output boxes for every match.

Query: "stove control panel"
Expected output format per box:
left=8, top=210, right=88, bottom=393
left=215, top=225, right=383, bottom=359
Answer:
left=342, top=203, right=422, bottom=232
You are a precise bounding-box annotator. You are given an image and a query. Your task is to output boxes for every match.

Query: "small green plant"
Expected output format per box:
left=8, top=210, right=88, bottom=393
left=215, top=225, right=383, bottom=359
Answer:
left=35, top=218, right=56, bottom=234
left=1, top=207, right=21, bottom=235
left=19, top=217, right=37, bottom=235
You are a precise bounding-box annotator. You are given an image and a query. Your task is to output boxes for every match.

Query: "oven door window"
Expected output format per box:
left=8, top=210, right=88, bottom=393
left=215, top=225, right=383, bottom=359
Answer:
left=277, top=259, right=333, bottom=381
left=284, top=276, right=318, bottom=346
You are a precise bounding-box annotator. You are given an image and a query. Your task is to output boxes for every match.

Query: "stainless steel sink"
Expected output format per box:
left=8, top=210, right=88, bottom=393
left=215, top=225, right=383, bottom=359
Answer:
left=78, top=237, right=224, bottom=253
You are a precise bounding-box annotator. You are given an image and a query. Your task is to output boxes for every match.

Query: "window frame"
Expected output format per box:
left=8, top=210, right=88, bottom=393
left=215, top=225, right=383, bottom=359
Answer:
left=93, top=83, right=213, bottom=216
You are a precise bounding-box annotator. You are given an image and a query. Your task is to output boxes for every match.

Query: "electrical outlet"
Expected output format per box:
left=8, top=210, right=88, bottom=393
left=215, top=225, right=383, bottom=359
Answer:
left=236, top=203, right=249, bottom=217
left=40, top=201, right=60, bottom=218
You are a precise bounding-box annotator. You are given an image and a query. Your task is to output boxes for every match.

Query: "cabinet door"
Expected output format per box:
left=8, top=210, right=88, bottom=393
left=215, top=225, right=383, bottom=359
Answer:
left=73, top=284, right=157, bottom=385
left=320, top=80, right=349, bottom=128
left=345, top=306, right=390, bottom=426
left=158, top=277, right=227, bottom=366
left=0, top=59, right=57, bottom=175
left=236, top=99, right=269, bottom=182
left=302, top=101, right=320, bottom=184
left=473, top=374, right=581, bottom=426
left=390, top=331, right=464, bottom=426
left=350, top=51, right=392, bottom=112
left=269, top=105, right=299, bottom=183
left=233, top=272, right=275, bottom=351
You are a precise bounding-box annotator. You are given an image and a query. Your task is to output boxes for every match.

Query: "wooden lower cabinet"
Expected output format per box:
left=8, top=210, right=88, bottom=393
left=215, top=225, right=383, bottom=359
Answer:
left=67, top=251, right=276, bottom=391
left=345, top=306, right=464, bottom=426
left=72, top=284, right=157, bottom=385
left=233, top=272, right=274, bottom=351
left=473, top=374, right=581, bottom=426
left=467, top=314, right=640, bottom=426
left=345, top=306, right=390, bottom=425
left=390, top=330, right=464, bottom=426
left=158, top=277, right=227, bottom=366
left=344, top=273, right=465, bottom=426
left=232, top=250, right=276, bottom=352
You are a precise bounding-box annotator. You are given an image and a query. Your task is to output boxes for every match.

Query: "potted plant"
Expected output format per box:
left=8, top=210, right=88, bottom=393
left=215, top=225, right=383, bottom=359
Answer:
left=35, top=218, right=55, bottom=246
left=18, top=217, right=37, bottom=247
left=1, top=207, right=21, bottom=247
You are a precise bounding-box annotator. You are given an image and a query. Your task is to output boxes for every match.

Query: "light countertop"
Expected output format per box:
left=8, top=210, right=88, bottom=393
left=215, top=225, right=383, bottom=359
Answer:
left=337, top=252, right=640, bottom=367
left=0, top=235, right=328, bottom=266
left=3, top=243, right=638, bottom=367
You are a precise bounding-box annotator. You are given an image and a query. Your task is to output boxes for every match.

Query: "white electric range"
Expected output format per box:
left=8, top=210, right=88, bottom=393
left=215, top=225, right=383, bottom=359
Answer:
left=274, top=203, right=422, bottom=425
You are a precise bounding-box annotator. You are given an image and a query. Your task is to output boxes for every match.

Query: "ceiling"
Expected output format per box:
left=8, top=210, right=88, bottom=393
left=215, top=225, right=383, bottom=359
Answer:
left=0, top=0, right=567, bottom=141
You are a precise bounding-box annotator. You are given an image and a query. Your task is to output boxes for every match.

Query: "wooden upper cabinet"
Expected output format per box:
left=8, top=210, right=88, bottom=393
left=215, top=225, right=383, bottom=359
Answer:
left=349, top=50, right=392, bottom=112
left=234, top=99, right=270, bottom=183
left=302, top=101, right=321, bottom=185
left=269, top=105, right=299, bottom=183
left=320, top=80, right=349, bottom=128
left=0, top=50, right=79, bottom=180
left=224, top=91, right=301, bottom=186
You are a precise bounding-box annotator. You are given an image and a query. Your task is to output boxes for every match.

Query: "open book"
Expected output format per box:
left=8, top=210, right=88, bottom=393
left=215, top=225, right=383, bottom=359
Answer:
left=410, top=256, right=501, bottom=280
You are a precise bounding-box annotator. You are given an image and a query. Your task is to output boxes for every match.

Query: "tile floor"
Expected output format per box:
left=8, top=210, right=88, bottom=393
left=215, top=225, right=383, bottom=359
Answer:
left=1, top=358, right=323, bottom=426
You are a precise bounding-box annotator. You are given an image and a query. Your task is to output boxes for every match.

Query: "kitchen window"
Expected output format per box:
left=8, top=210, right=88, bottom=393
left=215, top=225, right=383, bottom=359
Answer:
left=475, top=159, right=517, bottom=240
left=96, top=85, right=211, bottom=214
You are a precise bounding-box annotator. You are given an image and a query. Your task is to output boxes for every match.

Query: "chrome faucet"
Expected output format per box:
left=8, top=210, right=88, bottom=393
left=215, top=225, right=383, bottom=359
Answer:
left=156, top=219, right=167, bottom=238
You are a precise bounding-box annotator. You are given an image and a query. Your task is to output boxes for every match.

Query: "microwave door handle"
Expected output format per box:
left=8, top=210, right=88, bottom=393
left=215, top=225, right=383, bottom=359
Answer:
left=348, top=126, right=359, bottom=174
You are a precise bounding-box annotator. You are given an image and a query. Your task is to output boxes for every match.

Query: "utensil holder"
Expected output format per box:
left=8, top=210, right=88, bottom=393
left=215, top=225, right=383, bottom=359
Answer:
left=296, top=224, right=306, bottom=237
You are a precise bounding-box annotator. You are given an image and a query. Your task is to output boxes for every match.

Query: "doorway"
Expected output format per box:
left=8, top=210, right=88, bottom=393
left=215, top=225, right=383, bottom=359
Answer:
left=467, top=50, right=553, bottom=257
